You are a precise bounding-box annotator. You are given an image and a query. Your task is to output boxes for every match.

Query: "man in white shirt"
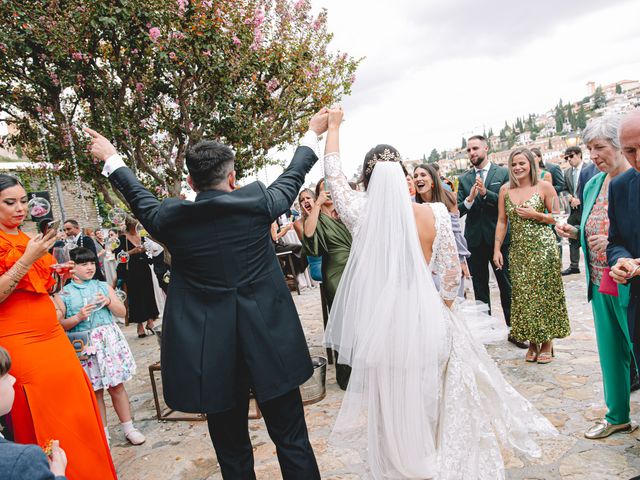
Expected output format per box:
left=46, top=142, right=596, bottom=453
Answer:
left=561, top=146, right=598, bottom=275
left=457, top=136, right=525, bottom=348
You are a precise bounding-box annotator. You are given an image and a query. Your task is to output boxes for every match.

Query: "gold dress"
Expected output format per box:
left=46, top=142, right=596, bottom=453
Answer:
left=506, top=192, right=570, bottom=343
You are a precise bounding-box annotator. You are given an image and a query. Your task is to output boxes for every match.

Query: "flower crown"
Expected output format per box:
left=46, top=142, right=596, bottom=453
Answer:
left=365, top=148, right=402, bottom=176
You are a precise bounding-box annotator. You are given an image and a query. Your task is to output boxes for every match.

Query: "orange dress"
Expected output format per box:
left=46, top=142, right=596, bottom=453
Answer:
left=0, top=230, right=116, bottom=479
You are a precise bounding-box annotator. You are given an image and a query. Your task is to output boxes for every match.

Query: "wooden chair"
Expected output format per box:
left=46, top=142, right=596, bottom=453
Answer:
left=276, top=251, right=300, bottom=295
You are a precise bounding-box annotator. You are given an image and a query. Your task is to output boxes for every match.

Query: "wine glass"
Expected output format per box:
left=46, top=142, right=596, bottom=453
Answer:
left=552, top=193, right=571, bottom=245
left=51, top=247, right=73, bottom=295
left=91, top=293, right=107, bottom=311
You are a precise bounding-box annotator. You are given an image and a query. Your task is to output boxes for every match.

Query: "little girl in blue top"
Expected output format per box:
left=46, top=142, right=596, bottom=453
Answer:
left=53, top=247, right=144, bottom=446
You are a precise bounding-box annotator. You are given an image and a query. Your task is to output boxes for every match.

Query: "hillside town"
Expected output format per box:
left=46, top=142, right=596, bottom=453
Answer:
left=405, top=79, right=640, bottom=176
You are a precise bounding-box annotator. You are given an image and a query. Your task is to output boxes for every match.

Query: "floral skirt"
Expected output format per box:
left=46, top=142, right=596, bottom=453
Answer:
left=81, top=323, right=136, bottom=390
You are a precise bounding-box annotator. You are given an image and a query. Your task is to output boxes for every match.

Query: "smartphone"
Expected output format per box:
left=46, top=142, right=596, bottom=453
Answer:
left=46, top=220, right=60, bottom=234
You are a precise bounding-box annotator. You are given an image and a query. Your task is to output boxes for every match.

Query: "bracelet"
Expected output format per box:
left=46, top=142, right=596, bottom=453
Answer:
left=5, top=262, right=29, bottom=282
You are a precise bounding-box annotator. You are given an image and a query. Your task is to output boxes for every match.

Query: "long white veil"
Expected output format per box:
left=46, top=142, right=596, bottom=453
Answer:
left=325, top=161, right=448, bottom=478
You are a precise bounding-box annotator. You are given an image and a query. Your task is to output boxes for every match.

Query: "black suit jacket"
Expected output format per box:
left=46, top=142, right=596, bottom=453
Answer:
left=563, top=162, right=598, bottom=204
left=108, top=146, right=316, bottom=413
left=545, top=161, right=565, bottom=194
left=76, top=235, right=105, bottom=281
left=607, top=169, right=640, bottom=297
left=0, top=437, right=66, bottom=479
left=457, top=163, right=510, bottom=248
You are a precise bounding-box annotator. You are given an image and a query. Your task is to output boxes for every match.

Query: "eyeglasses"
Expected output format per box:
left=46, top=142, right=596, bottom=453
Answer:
left=564, top=154, right=575, bottom=161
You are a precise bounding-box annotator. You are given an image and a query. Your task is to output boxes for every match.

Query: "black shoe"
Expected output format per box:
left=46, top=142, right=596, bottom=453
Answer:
left=335, top=363, right=352, bottom=391
left=508, top=335, right=529, bottom=349
left=561, top=267, right=580, bottom=276
left=631, top=367, right=640, bottom=392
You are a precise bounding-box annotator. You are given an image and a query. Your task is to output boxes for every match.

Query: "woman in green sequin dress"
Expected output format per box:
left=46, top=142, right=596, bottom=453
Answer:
left=494, top=148, right=570, bottom=363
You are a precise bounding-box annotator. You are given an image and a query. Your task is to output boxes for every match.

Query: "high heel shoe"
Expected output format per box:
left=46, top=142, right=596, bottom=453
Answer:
left=145, top=324, right=156, bottom=336
left=537, top=347, right=554, bottom=364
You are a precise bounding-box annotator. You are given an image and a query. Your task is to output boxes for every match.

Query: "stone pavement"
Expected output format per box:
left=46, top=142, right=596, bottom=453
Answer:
left=109, top=265, right=640, bottom=479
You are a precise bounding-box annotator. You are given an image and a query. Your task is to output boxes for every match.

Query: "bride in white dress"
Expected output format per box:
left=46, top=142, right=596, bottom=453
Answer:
left=322, top=106, right=555, bottom=479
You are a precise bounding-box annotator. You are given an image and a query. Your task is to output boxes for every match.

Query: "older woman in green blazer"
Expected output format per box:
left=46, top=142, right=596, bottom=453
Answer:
left=558, top=115, right=635, bottom=439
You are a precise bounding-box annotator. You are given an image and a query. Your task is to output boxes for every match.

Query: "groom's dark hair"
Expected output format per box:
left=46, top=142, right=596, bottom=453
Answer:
left=186, top=141, right=235, bottom=191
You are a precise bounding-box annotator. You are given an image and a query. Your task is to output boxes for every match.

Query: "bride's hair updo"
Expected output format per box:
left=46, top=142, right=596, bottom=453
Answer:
left=361, top=144, right=407, bottom=189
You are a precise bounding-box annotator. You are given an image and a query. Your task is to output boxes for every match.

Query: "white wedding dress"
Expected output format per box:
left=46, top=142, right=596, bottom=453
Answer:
left=323, top=153, right=556, bottom=479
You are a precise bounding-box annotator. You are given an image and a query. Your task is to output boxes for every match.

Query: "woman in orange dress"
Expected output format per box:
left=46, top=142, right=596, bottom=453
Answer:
left=0, top=174, right=116, bottom=479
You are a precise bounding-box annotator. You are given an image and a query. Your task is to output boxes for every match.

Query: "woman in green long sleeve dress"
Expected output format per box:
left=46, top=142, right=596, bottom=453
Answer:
left=301, top=179, right=353, bottom=308
left=300, top=179, right=352, bottom=389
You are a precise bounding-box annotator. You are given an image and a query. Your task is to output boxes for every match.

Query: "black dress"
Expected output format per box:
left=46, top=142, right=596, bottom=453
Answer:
left=115, top=236, right=159, bottom=324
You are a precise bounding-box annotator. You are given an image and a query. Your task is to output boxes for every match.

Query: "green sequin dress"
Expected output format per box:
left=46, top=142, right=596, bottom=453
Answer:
left=506, top=192, right=570, bottom=343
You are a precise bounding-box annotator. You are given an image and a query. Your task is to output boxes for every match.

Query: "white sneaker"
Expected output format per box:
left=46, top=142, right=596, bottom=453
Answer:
left=125, top=429, right=146, bottom=445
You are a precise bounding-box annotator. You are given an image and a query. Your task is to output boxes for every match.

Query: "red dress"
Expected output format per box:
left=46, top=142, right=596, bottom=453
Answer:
left=0, top=230, right=116, bottom=479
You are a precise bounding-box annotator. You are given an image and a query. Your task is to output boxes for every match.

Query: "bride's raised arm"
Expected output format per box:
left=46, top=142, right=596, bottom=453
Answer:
left=323, top=107, right=366, bottom=235
left=431, top=203, right=462, bottom=304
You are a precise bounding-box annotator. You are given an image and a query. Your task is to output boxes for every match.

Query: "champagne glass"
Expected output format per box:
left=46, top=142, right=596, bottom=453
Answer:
left=51, top=247, right=73, bottom=295
left=552, top=193, right=571, bottom=245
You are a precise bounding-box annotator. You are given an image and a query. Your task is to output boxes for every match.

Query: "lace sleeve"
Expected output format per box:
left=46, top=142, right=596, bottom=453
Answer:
left=431, top=203, right=462, bottom=300
left=323, top=153, right=367, bottom=235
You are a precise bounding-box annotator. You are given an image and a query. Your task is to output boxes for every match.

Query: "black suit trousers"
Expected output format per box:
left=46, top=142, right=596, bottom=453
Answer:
left=567, top=208, right=582, bottom=269
left=206, top=360, right=320, bottom=480
left=468, top=241, right=512, bottom=326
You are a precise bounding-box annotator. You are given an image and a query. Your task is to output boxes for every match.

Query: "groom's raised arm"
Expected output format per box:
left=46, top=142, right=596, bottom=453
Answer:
left=85, top=128, right=163, bottom=240
left=265, top=134, right=318, bottom=220
left=265, top=109, right=328, bottom=220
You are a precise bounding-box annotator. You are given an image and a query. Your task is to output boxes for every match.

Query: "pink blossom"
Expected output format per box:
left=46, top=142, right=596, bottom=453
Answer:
left=266, top=78, right=280, bottom=93
left=253, top=7, right=265, bottom=28
left=294, top=0, right=305, bottom=10
left=131, top=48, right=139, bottom=54
left=312, top=18, right=322, bottom=31
left=135, top=82, right=145, bottom=92
left=350, top=74, right=356, bottom=84
left=149, top=27, right=161, bottom=42
left=171, top=31, right=185, bottom=40
left=0, top=43, right=7, bottom=53
left=201, top=0, right=212, bottom=8
left=48, top=71, right=60, bottom=86
left=177, top=0, right=188, bottom=15
left=203, top=50, right=212, bottom=57
left=232, top=36, right=241, bottom=46
left=169, top=52, right=177, bottom=60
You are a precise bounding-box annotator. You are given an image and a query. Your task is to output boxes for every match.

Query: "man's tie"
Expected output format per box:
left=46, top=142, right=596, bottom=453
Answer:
left=476, top=169, right=485, bottom=182
left=573, top=167, right=579, bottom=195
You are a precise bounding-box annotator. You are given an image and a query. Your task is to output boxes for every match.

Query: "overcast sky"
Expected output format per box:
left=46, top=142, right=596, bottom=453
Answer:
left=262, top=0, right=640, bottom=184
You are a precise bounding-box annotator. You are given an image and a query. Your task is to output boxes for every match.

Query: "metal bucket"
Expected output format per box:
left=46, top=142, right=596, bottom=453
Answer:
left=300, top=356, right=327, bottom=405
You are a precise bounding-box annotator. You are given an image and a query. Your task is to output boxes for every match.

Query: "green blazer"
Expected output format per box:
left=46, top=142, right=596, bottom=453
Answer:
left=580, top=172, right=630, bottom=306
left=457, top=163, right=510, bottom=248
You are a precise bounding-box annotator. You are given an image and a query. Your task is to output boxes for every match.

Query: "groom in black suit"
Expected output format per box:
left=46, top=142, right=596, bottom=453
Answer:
left=85, top=110, right=328, bottom=479
left=457, top=135, right=526, bottom=348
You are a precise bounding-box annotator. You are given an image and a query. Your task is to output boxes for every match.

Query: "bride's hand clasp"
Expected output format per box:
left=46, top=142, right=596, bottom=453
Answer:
left=328, top=105, right=344, bottom=129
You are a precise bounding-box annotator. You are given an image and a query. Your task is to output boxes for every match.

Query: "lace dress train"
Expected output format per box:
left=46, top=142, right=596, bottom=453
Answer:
left=322, top=152, right=556, bottom=479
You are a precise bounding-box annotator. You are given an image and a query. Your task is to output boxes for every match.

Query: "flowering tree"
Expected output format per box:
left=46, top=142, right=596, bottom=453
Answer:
left=0, top=0, right=359, bottom=199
